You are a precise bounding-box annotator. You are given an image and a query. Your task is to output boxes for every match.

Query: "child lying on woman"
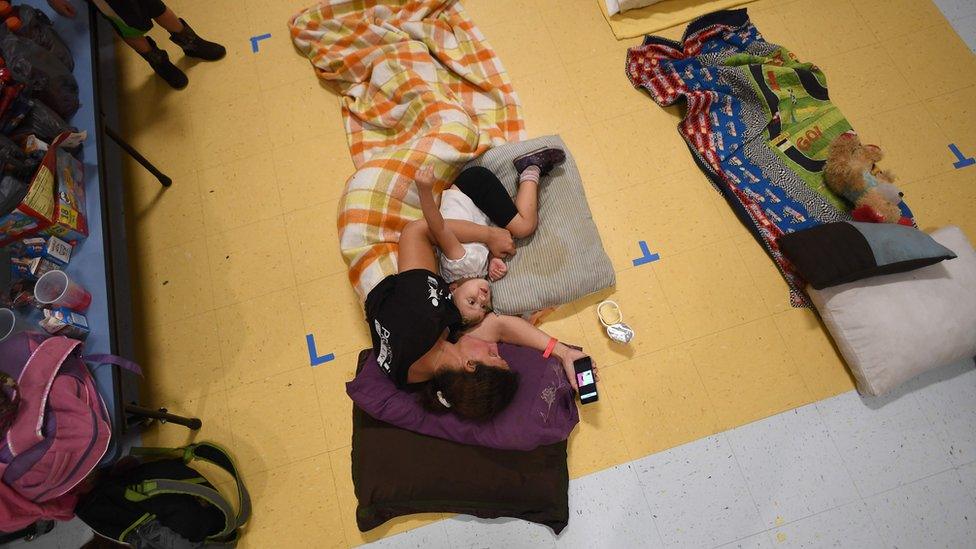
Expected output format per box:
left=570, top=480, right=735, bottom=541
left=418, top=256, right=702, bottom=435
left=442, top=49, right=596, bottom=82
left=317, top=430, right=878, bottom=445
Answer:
left=365, top=148, right=594, bottom=422
left=414, top=147, right=566, bottom=326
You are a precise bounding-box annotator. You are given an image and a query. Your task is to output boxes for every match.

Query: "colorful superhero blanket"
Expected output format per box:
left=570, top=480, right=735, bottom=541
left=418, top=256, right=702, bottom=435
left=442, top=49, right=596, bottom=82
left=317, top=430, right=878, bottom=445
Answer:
left=625, top=9, right=914, bottom=306
left=290, top=0, right=524, bottom=300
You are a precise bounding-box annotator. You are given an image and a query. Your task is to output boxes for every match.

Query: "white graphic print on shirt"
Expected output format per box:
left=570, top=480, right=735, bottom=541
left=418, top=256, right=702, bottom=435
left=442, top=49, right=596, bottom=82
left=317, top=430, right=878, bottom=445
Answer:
left=427, top=275, right=446, bottom=307
left=374, top=319, right=392, bottom=373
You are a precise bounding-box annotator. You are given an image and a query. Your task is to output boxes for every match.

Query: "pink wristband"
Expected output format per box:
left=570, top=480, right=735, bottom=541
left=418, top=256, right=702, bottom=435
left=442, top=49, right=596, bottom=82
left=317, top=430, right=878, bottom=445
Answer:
left=542, top=337, right=558, bottom=358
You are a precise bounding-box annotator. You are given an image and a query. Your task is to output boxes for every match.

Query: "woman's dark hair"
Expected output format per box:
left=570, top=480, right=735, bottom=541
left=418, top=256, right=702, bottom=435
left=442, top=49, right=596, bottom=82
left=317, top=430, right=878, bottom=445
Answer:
left=420, top=363, right=519, bottom=422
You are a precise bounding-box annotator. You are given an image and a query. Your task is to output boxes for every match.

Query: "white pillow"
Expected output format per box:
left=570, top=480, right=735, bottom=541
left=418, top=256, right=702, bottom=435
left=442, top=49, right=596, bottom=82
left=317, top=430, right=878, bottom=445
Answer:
left=809, top=226, right=976, bottom=396
left=605, top=0, right=666, bottom=16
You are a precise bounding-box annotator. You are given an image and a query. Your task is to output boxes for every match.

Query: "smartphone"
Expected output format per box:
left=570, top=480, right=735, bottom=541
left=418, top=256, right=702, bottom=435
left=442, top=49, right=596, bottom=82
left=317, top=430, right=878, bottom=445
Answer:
left=573, top=356, right=598, bottom=404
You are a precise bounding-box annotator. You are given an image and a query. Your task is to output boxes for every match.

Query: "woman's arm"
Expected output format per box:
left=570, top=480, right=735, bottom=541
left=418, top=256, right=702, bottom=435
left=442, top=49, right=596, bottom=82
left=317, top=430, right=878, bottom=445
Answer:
left=471, top=314, right=594, bottom=389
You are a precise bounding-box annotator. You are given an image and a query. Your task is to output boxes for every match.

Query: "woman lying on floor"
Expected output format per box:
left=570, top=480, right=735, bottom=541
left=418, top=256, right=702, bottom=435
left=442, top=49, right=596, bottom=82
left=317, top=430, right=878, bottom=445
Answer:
left=365, top=151, right=596, bottom=422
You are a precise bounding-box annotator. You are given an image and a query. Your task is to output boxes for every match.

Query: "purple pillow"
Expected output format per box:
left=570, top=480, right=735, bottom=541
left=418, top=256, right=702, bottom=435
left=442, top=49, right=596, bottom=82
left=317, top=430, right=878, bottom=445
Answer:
left=346, top=344, right=579, bottom=451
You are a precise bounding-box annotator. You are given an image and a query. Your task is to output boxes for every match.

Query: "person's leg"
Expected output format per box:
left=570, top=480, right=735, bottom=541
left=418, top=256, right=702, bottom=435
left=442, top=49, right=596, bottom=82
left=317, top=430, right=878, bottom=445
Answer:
left=505, top=165, right=541, bottom=239
left=453, top=167, right=519, bottom=229
left=156, top=1, right=227, bottom=61
left=151, top=6, right=183, bottom=32
left=94, top=0, right=188, bottom=88
left=122, top=35, right=151, bottom=54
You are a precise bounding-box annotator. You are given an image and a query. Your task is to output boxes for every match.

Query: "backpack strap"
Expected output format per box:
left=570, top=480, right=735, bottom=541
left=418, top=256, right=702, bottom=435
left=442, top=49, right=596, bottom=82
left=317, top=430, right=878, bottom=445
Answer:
left=84, top=354, right=144, bottom=377
left=129, top=442, right=251, bottom=542
left=6, top=336, right=81, bottom=454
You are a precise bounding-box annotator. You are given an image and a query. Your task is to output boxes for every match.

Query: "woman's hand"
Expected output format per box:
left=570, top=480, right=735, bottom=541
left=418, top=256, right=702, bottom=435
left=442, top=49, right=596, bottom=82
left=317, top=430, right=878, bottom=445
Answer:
left=415, top=164, right=436, bottom=191
left=486, top=227, right=515, bottom=259
left=48, top=0, right=77, bottom=17
left=553, top=344, right=598, bottom=391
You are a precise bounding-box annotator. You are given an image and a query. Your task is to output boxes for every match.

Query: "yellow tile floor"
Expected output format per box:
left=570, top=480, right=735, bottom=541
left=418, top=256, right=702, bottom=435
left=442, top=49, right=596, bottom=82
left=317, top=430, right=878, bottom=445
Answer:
left=115, top=0, right=976, bottom=546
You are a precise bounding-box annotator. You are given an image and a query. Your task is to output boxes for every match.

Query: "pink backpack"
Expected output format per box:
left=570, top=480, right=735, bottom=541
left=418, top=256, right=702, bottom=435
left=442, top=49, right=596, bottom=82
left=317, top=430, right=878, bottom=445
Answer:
left=0, top=333, right=112, bottom=531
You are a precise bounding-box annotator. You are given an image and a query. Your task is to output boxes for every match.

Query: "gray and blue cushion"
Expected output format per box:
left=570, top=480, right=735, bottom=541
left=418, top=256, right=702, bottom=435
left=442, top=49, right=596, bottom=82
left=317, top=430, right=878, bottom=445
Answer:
left=779, top=222, right=957, bottom=289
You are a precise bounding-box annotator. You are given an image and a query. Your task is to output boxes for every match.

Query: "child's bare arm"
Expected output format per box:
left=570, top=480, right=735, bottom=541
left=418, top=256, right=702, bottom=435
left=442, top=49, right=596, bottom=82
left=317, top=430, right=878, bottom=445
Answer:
left=415, top=165, right=466, bottom=260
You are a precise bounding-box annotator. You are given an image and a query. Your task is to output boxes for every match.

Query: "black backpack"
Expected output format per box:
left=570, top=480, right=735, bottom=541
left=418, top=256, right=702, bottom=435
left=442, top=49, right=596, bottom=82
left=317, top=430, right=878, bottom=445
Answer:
left=77, top=442, right=251, bottom=548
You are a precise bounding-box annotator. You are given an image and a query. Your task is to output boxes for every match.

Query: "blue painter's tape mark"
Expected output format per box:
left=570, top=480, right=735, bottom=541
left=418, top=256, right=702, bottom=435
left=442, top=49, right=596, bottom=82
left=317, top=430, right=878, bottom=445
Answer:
left=632, top=240, right=661, bottom=267
left=306, top=334, right=335, bottom=367
left=949, top=144, right=975, bottom=169
left=250, top=33, right=272, bottom=53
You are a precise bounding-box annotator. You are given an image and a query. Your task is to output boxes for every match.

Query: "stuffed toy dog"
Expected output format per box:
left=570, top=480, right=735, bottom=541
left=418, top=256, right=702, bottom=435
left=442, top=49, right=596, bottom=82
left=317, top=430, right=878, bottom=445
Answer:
left=824, top=131, right=911, bottom=225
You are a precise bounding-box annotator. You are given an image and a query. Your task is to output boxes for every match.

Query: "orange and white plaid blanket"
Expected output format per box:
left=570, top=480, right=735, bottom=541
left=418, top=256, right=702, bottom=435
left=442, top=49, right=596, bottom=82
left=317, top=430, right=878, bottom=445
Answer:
left=290, top=0, right=525, bottom=300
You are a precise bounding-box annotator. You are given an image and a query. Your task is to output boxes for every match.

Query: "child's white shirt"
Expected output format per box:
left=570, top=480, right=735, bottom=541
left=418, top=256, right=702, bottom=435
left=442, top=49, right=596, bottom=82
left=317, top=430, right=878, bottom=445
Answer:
left=438, top=188, right=491, bottom=283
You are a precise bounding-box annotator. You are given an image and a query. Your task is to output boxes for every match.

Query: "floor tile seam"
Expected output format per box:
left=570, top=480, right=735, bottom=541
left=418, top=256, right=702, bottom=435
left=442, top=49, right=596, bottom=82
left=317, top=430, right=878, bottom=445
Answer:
left=611, top=234, right=739, bottom=274
left=569, top=307, right=776, bottom=374
left=640, top=261, right=727, bottom=434
left=134, top=240, right=223, bottom=334
left=726, top=230, right=785, bottom=321
left=207, top=276, right=301, bottom=384
left=768, top=311, right=827, bottom=402
left=222, top=346, right=364, bottom=396
left=590, top=305, right=781, bottom=373
left=859, top=463, right=960, bottom=501
left=620, top=459, right=670, bottom=548
left=905, top=386, right=960, bottom=464
left=857, top=463, right=962, bottom=546
left=879, top=20, right=974, bottom=89
left=810, top=392, right=886, bottom=504
left=268, top=151, right=303, bottom=292
left=918, top=82, right=976, bottom=134
left=708, top=498, right=873, bottom=549
left=843, top=0, right=889, bottom=46
left=720, top=431, right=771, bottom=542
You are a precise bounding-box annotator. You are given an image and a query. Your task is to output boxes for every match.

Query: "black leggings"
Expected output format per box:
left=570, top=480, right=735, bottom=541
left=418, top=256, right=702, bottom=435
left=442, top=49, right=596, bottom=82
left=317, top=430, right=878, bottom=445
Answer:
left=452, top=166, right=518, bottom=228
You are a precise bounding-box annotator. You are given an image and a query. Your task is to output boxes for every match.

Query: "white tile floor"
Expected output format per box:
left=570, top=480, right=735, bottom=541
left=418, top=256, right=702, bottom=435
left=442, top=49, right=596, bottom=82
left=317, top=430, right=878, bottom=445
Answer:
left=9, top=5, right=976, bottom=549
left=937, top=0, right=976, bottom=51
left=361, top=359, right=976, bottom=549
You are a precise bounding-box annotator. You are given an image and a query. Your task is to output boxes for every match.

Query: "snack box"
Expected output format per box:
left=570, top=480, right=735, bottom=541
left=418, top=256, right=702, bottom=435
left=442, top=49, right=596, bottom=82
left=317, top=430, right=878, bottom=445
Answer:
left=39, top=307, right=90, bottom=340
left=0, top=133, right=87, bottom=246
left=16, top=235, right=72, bottom=266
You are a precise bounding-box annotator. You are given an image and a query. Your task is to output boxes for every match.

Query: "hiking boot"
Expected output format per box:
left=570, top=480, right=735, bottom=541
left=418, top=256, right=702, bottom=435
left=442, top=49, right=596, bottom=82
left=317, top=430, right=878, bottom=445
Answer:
left=170, top=19, right=226, bottom=61
left=139, top=37, right=188, bottom=89
left=513, top=147, right=566, bottom=176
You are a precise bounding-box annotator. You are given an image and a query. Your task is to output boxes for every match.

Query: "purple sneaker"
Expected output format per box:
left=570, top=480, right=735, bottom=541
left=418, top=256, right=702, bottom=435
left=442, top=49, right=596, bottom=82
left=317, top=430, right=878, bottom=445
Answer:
left=513, top=147, right=566, bottom=176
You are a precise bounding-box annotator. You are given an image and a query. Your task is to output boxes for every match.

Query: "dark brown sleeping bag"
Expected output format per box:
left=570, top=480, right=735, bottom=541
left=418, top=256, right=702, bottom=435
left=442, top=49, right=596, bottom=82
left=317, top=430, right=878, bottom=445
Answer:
left=350, top=350, right=570, bottom=534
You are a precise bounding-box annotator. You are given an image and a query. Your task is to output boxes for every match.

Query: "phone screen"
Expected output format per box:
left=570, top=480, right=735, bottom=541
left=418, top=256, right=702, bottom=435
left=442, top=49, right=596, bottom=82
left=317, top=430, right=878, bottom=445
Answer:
left=573, top=356, right=598, bottom=404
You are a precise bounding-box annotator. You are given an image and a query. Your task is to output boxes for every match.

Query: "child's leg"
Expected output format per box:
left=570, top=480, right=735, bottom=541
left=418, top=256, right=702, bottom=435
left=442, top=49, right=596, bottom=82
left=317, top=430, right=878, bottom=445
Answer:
left=155, top=2, right=227, bottom=61
left=505, top=165, right=541, bottom=239
left=152, top=7, right=184, bottom=33
left=123, top=36, right=152, bottom=54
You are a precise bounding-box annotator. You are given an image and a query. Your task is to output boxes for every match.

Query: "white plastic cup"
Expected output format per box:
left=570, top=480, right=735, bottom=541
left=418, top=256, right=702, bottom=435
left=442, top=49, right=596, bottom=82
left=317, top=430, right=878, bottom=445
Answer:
left=0, top=308, right=32, bottom=342
left=34, top=270, right=92, bottom=312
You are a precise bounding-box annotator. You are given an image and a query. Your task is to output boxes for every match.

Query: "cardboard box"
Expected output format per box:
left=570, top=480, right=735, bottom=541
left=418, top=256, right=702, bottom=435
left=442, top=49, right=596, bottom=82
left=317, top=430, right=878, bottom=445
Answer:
left=0, top=133, right=86, bottom=246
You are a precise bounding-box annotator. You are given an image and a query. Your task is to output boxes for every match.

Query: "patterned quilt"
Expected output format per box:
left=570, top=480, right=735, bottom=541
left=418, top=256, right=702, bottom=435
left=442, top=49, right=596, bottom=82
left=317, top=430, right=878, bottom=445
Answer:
left=290, top=0, right=524, bottom=300
left=625, top=9, right=914, bottom=306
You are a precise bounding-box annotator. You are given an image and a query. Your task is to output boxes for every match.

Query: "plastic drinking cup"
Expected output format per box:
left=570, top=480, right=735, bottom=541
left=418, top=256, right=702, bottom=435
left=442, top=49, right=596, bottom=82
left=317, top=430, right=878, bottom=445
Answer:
left=34, top=270, right=92, bottom=312
left=0, top=308, right=32, bottom=342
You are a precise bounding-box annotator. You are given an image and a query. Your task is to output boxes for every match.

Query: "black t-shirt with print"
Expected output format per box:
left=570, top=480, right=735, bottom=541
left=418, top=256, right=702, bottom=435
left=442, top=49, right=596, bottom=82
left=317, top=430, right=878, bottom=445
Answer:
left=364, top=269, right=463, bottom=388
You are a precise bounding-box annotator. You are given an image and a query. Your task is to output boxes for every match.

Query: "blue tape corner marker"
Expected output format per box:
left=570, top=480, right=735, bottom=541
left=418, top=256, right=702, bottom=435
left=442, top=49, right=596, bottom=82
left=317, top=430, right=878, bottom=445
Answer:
left=632, top=240, right=660, bottom=267
left=250, top=33, right=272, bottom=53
left=949, top=144, right=975, bottom=169
left=306, top=334, right=335, bottom=367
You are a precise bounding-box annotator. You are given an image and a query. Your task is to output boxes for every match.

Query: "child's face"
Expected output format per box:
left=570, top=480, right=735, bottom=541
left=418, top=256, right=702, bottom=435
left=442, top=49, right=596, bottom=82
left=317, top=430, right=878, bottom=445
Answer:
left=452, top=278, right=491, bottom=325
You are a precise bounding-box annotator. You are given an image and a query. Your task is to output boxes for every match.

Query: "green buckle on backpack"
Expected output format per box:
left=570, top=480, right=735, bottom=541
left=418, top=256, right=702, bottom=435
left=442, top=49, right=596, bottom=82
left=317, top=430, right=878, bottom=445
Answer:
left=123, top=480, right=157, bottom=502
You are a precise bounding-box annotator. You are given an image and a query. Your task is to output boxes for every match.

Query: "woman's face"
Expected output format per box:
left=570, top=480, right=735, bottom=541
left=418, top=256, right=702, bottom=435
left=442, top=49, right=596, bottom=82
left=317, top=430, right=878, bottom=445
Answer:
left=455, top=335, right=508, bottom=370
